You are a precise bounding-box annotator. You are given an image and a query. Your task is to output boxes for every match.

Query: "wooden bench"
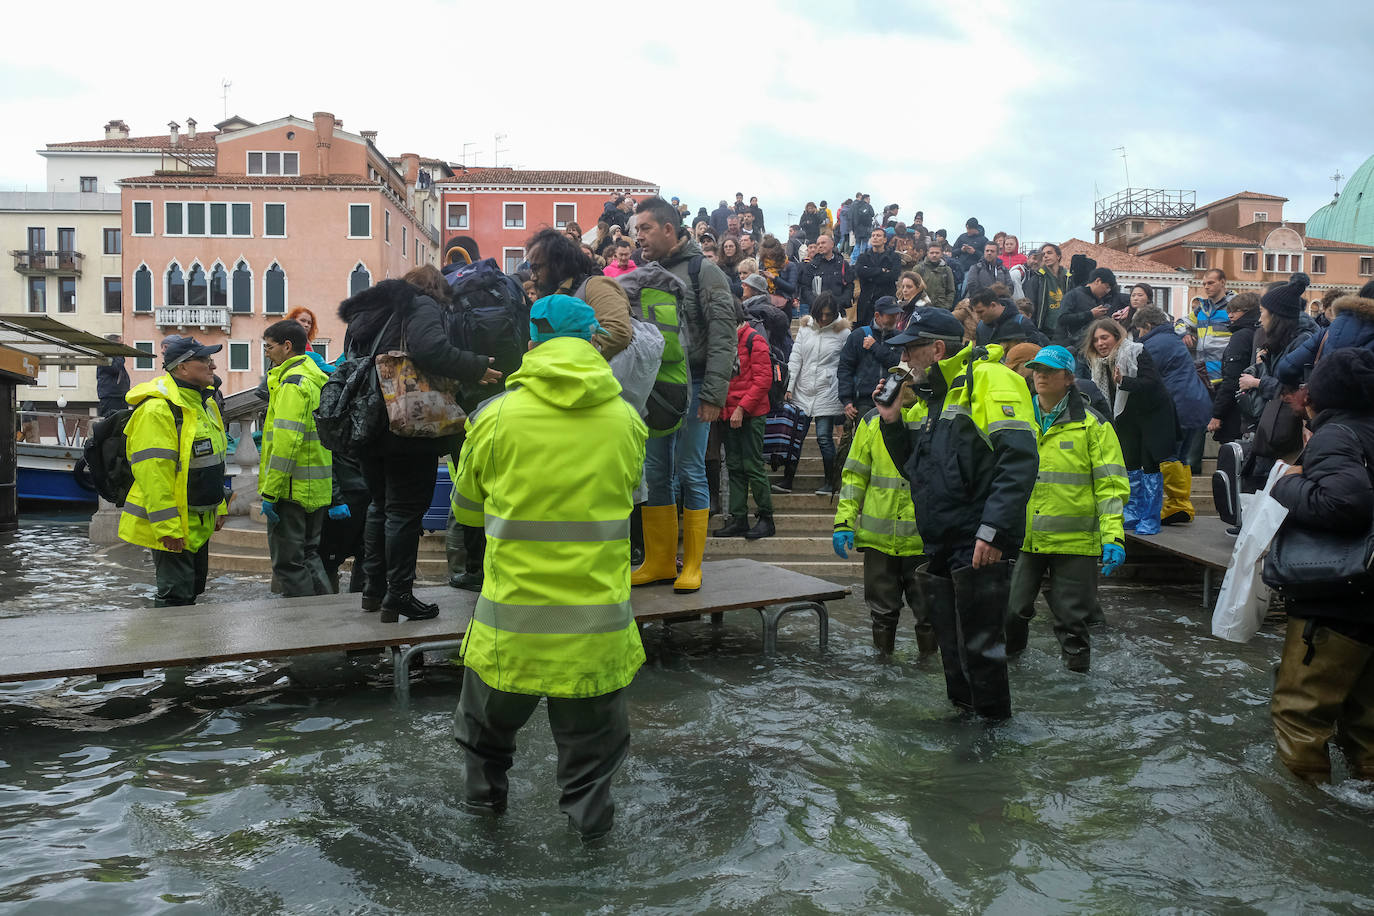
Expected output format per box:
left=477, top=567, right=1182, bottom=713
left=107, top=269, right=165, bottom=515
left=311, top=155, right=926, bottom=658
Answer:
left=0, top=559, right=848, bottom=702
left=1125, top=515, right=1234, bottom=606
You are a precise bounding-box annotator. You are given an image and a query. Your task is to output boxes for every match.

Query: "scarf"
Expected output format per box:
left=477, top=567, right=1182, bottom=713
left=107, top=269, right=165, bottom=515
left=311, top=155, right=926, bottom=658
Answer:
left=1088, top=337, right=1142, bottom=417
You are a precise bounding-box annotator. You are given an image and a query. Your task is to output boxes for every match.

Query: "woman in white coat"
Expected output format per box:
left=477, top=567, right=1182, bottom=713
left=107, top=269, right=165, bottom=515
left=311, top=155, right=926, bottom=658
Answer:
left=775, top=291, right=850, bottom=494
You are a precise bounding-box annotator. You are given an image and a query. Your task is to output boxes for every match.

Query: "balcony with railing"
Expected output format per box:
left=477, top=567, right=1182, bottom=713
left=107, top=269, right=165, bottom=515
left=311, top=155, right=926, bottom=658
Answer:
left=154, top=306, right=231, bottom=329
left=11, top=249, right=84, bottom=276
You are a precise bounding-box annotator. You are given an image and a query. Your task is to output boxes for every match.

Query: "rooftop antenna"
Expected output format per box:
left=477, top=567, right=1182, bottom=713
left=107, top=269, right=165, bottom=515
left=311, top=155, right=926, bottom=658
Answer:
left=1113, top=146, right=1131, bottom=190
left=220, top=78, right=232, bottom=119
left=461, top=142, right=477, bottom=168
left=494, top=133, right=509, bottom=168
left=1331, top=168, right=1345, bottom=197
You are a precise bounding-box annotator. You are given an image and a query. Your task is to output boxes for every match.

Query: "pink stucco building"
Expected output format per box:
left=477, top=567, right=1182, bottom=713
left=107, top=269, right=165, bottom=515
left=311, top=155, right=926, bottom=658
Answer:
left=118, top=112, right=444, bottom=393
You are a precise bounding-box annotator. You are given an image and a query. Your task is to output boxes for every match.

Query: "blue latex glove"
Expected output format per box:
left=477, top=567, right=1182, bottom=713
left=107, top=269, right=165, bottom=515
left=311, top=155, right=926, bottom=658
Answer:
left=1101, top=542, right=1125, bottom=577
left=327, top=504, right=351, bottom=521
left=261, top=499, right=280, bottom=524
left=833, top=529, right=854, bottom=558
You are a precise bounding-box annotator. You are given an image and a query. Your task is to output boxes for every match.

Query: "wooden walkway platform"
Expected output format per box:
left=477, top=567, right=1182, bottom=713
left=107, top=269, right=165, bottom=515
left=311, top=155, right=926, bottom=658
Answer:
left=1126, top=515, right=1235, bottom=605
left=0, top=560, right=848, bottom=701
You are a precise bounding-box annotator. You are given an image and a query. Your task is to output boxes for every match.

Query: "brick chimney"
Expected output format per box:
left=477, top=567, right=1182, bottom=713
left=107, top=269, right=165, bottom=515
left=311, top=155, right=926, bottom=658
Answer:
left=104, top=119, right=129, bottom=140
left=185, top=117, right=197, bottom=140
left=168, top=121, right=180, bottom=146
left=312, top=111, right=336, bottom=176
left=400, top=153, right=420, bottom=186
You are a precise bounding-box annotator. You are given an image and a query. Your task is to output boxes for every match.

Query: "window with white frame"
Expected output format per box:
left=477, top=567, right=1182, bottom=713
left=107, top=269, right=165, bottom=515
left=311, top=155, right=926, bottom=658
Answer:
left=134, top=265, right=152, bottom=311
left=187, top=263, right=207, bottom=306
left=166, top=262, right=185, bottom=306
left=134, top=340, right=155, bottom=370
left=227, top=340, right=251, bottom=372
left=210, top=203, right=228, bottom=236
left=1191, top=250, right=1207, bottom=270
left=246, top=151, right=300, bottom=176
left=416, top=239, right=422, bottom=263
left=1242, top=252, right=1257, bottom=272
left=1264, top=253, right=1292, bottom=273
left=231, top=202, right=251, bottom=236
left=132, top=201, right=153, bottom=235
left=503, top=247, right=525, bottom=274
left=58, top=364, right=77, bottom=388
left=1361, top=256, right=1373, bottom=277
left=1254, top=211, right=1269, bottom=222
left=1291, top=254, right=1302, bottom=273
left=265, top=263, right=287, bottom=313
left=265, top=203, right=286, bottom=238
left=1312, top=254, right=1326, bottom=274
left=231, top=261, right=252, bottom=313
left=350, top=263, right=371, bottom=295
left=446, top=202, right=468, bottom=230
left=385, top=210, right=391, bottom=243
left=104, top=277, right=122, bottom=313
left=58, top=277, right=76, bottom=313
left=80, top=176, right=97, bottom=193
left=349, top=204, right=371, bottom=238
left=27, top=276, right=45, bottom=313
left=503, top=203, right=525, bottom=229
left=402, top=224, right=407, bottom=256
left=186, top=202, right=206, bottom=235
left=164, top=202, right=184, bottom=236
left=210, top=263, right=228, bottom=307
left=311, top=340, right=329, bottom=361
left=554, top=203, right=576, bottom=229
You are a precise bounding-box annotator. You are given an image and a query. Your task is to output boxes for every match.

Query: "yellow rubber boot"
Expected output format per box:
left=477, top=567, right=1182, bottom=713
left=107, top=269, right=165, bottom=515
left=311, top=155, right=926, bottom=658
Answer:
left=631, top=504, right=679, bottom=587
left=1160, top=460, right=1194, bottom=525
left=673, top=508, right=709, bottom=594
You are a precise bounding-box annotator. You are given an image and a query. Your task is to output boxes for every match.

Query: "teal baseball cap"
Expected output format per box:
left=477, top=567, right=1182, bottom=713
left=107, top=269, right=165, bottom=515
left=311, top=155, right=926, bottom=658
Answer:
left=1025, top=345, right=1076, bottom=372
left=530, top=294, right=606, bottom=343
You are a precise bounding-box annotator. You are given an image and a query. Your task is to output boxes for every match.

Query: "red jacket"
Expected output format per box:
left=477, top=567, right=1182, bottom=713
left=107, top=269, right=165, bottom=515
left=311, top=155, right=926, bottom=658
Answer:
left=725, top=325, right=773, bottom=418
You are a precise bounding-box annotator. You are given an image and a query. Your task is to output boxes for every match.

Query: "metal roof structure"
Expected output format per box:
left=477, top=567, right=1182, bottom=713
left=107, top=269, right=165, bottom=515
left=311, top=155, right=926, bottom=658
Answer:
left=0, top=314, right=146, bottom=366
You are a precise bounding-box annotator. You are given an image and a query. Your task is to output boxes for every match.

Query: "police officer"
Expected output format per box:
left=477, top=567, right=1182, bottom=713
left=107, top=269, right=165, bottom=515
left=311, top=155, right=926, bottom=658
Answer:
left=1006, top=346, right=1129, bottom=672
left=833, top=399, right=936, bottom=658
left=875, top=309, right=1038, bottom=720
left=260, top=319, right=333, bottom=599
left=119, top=337, right=228, bottom=607
left=451, top=294, right=648, bottom=840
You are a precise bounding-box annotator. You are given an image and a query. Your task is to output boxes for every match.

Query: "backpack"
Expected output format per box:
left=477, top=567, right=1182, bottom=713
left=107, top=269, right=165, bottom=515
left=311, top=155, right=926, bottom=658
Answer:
left=83, top=403, right=183, bottom=506
left=314, top=313, right=394, bottom=455
left=444, top=258, right=529, bottom=391
left=603, top=263, right=697, bottom=435
left=745, top=319, right=790, bottom=412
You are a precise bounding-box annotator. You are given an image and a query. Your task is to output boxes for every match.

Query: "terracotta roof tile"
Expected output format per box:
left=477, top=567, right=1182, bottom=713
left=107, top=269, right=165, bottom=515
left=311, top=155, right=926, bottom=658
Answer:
left=1194, top=190, right=1288, bottom=211
left=437, top=168, right=657, bottom=188
left=1173, top=228, right=1258, bottom=246
left=117, top=173, right=378, bottom=187
left=47, top=132, right=221, bottom=151
left=1303, top=236, right=1374, bottom=252
left=1058, top=238, right=1182, bottom=274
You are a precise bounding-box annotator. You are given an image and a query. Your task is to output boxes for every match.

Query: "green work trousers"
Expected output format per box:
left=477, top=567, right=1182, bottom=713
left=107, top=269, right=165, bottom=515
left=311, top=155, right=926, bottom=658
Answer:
left=723, top=416, right=772, bottom=519
left=267, top=499, right=329, bottom=598
left=864, top=549, right=934, bottom=645
left=453, top=667, right=629, bottom=839
left=1007, top=552, right=1098, bottom=670
left=153, top=537, right=210, bottom=607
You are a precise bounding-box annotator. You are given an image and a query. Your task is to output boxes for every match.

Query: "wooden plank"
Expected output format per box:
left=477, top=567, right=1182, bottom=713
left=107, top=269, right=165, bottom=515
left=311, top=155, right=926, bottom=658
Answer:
left=0, top=561, right=848, bottom=684
left=1125, top=515, right=1234, bottom=570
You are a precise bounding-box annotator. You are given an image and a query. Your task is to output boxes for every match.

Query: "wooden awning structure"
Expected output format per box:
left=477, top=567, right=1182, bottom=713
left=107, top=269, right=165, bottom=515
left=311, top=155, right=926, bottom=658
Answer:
left=0, top=314, right=146, bottom=366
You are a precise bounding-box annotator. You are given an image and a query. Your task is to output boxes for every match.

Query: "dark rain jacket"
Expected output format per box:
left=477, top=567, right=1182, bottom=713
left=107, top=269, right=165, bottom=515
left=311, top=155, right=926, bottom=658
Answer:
left=1276, top=292, right=1374, bottom=387
left=1212, top=309, right=1260, bottom=442
left=651, top=231, right=737, bottom=409
left=799, top=254, right=852, bottom=311
left=854, top=247, right=902, bottom=316
left=963, top=257, right=1012, bottom=300
left=1140, top=324, right=1213, bottom=431
left=976, top=305, right=1048, bottom=347
left=837, top=324, right=900, bottom=409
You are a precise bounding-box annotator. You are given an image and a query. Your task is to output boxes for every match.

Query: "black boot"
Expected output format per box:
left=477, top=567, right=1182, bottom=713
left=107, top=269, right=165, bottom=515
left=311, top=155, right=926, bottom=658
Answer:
left=705, top=459, right=723, bottom=515
left=872, top=622, right=897, bottom=656
left=952, top=563, right=1013, bottom=721
left=744, top=513, right=775, bottom=540
left=714, top=515, right=749, bottom=537
left=630, top=504, right=645, bottom=566
left=1005, top=611, right=1031, bottom=657
left=380, top=591, right=440, bottom=623
left=814, top=455, right=835, bottom=496
left=915, top=565, right=974, bottom=713
left=771, top=460, right=796, bottom=494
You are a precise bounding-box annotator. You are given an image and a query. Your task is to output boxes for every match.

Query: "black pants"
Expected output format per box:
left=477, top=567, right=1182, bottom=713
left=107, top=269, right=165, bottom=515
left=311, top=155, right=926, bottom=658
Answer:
left=267, top=499, right=329, bottom=597
left=453, top=667, right=629, bottom=838
left=361, top=453, right=437, bottom=600
left=321, top=493, right=370, bottom=593
left=153, top=539, right=210, bottom=607
left=864, top=549, right=932, bottom=636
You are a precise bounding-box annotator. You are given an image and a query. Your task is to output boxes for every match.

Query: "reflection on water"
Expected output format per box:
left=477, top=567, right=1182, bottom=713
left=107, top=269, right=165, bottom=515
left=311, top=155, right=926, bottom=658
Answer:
left=2, top=523, right=1373, bottom=912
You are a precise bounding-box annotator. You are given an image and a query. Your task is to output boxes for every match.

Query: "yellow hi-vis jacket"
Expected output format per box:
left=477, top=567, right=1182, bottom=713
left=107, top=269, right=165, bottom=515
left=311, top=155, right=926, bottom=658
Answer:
left=118, top=373, right=227, bottom=552
left=835, top=405, right=926, bottom=556
left=1023, top=390, right=1130, bottom=556
left=453, top=336, right=649, bottom=698
left=260, top=354, right=332, bottom=510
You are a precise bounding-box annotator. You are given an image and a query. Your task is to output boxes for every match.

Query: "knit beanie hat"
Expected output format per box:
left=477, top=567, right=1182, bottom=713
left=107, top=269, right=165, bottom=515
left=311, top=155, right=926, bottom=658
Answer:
left=1306, top=346, right=1374, bottom=412
left=1260, top=272, right=1310, bottom=320
left=1360, top=279, right=1374, bottom=300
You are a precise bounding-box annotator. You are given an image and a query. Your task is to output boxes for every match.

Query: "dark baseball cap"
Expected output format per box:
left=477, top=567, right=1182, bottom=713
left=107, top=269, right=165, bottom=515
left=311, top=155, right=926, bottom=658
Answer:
left=163, top=335, right=222, bottom=368
left=887, top=308, right=966, bottom=346
left=873, top=296, right=902, bottom=315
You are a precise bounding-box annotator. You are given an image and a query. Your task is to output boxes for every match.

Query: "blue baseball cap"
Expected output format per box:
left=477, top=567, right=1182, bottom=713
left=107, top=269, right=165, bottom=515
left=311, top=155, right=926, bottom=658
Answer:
left=1025, top=345, right=1076, bottom=372
left=530, top=294, right=606, bottom=344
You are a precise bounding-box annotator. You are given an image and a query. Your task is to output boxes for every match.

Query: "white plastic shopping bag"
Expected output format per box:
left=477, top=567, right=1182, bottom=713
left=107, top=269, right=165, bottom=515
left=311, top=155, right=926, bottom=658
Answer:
left=1211, top=461, right=1290, bottom=642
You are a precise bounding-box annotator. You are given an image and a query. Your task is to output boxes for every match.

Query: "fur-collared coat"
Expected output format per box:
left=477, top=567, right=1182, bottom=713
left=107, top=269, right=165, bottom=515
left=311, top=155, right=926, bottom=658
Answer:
left=1277, top=291, right=1374, bottom=387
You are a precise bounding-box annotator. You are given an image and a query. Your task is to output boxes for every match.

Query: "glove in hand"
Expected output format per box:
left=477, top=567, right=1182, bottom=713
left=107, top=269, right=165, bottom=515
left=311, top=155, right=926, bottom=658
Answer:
left=1100, top=542, right=1125, bottom=577
left=260, top=499, right=280, bottom=524
left=327, top=504, right=351, bottom=521
left=832, top=529, right=854, bottom=559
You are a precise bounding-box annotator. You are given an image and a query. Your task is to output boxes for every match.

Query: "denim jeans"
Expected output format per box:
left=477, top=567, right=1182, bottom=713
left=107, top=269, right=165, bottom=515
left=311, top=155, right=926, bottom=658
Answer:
left=644, top=376, right=710, bottom=510
left=799, top=414, right=844, bottom=464
left=850, top=238, right=871, bottom=265
left=1174, top=426, right=1206, bottom=474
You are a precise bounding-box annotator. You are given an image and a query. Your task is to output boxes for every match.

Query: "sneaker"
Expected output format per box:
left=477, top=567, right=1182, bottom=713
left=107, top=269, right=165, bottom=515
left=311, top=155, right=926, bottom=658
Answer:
left=744, top=516, right=776, bottom=540
left=771, top=482, right=793, bottom=494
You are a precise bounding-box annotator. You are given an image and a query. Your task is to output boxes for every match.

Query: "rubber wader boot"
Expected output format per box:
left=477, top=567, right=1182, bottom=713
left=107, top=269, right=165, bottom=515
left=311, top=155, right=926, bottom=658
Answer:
left=632, top=504, right=679, bottom=587
left=916, top=564, right=974, bottom=713
left=705, top=459, right=723, bottom=515
left=772, top=459, right=797, bottom=493
left=815, top=455, right=835, bottom=496
left=872, top=622, right=897, bottom=656
left=1123, top=469, right=1143, bottom=532
left=914, top=624, right=939, bottom=655
left=952, top=563, right=1013, bottom=721
left=1272, top=617, right=1374, bottom=782
left=630, top=504, right=644, bottom=566
left=1136, top=471, right=1163, bottom=535
left=674, top=508, right=710, bottom=594
left=1005, top=608, right=1032, bottom=658
left=1160, top=460, right=1194, bottom=525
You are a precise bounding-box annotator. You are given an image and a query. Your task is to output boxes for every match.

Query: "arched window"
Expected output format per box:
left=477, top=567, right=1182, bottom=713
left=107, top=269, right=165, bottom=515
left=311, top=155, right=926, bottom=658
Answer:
left=187, top=263, right=207, bottom=307
left=350, top=262, right=371, bottom=295
left=209, top=263, right=228, bottom=308
left=265, top=262, right=286, bottom=314
left=231, top=261, right=252, bottom=313
left=167, top=262, right=184, bottom=307
left=134, top=265, right=152, bottom=312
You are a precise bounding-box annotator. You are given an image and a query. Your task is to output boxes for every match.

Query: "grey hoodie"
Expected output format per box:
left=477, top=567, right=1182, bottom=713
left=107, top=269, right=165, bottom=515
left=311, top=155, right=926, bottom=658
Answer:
left=651, top=231, right=737, bottom=408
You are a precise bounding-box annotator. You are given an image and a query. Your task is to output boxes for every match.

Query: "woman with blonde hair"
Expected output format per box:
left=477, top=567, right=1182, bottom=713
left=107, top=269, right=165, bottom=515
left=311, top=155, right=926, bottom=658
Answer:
left=893, top=270, right=930, bottom=331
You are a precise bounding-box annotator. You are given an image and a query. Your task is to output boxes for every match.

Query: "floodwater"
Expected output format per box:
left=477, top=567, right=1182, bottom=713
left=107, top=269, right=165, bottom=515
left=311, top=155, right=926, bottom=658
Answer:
left=2, top=520, right=1372, bottom=914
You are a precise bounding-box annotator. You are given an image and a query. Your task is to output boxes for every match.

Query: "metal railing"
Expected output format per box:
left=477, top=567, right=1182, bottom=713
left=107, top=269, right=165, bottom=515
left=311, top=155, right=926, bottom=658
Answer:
left=1093, top=188, right=1196, bottom=232
left=11, top=249, right=84, bottom=275
left=155, top=306, right=231, bottom=329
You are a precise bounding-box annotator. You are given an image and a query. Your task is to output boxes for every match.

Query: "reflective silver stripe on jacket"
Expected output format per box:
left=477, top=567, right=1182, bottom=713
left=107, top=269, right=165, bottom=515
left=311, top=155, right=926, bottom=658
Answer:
left=268, top=456, right=296, bottom=474
left=1037, top=471, right=1092, bottom=486
left=838, top=483, right=864, bottom=502
left=122, top=501, right=180, bottom=523
left=189, top=453, right=225, bottom=469
left=274, top=418, right=308, bottom=433
left=483, top=514, right=629, bottom=543
left=474, top=596, right=634, bottom=634
left=1093, top=464, right=1128, bottom=480
left=453, top=491, right=483, bottom=513
left=292, top=465, right=331, bottom=480
left=1097, top=497, right=1124, bottom=516
left=869, top=473, right=908, bottom=489
left=130, top=447, right=178, bottom=464
left=1030, top=514, right=1098, bottom=533
left=988, top=418, right=1036, bottom=435
left=843, top=457, right=871, bottom=476
left=857, top=513, right=921, bottom=539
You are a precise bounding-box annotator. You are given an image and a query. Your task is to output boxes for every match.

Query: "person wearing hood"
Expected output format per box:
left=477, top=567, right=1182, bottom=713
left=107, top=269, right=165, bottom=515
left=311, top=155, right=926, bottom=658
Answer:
left=118, top=336, right=228, bottom=606
left=630, top=197, right=737, bottom=594
left=259, top=319, right=333, bottom=598
left=339, top=265, right=499, bottom=620
left=777, top=292, right=850, bottom=494
left=876, top=309, right=1039, bottom=720
left=1057, top=266, right=1120, bottom=350
left=1207, top=292, right=1262, bottom=444
left=1275, top=279, right=1374, bottom=389
left=1266, top=346, right=1374, bottom=783
left=838, top=297, right=903, bottom=422
left=741, top=273, right=792, bottom=362
left=972, top=285, right=1048, bottom=348
left=451, top=293, right=648, bottom=841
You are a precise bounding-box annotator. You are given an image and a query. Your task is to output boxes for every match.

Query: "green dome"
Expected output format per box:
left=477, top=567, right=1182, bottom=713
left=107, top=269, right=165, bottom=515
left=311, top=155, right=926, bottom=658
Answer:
left=1308, top=152, right=1374, bottom=244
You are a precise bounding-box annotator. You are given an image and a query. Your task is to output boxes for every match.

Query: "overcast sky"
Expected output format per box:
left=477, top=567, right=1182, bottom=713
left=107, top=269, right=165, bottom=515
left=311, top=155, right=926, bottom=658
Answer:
left=3, top=0, right=1371, bottom=246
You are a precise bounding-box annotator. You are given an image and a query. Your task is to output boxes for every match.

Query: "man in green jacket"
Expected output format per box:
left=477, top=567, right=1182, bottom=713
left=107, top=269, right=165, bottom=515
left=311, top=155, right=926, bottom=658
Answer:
left=452, top=294, right=648, bottom=840
left=260, top=319, right=333, bottom=598
left=914, top=242, right=957, bottom=309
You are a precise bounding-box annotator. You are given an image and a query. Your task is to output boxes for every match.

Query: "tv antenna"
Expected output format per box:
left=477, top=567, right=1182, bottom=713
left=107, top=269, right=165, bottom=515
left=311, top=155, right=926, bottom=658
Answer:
left=1113, top=146, right=1131, bottom=190
left=494, top=133, right=509, bottom=167
left=461, top=142, right=476, bottom=167
left=220, top=78, right=232, bottom=119
left=1331, top=169, right=1345, bottom=196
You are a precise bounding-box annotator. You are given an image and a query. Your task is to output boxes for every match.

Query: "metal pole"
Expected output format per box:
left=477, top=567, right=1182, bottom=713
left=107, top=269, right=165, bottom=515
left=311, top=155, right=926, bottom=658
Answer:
left=0, top=381, right=17, bottom=532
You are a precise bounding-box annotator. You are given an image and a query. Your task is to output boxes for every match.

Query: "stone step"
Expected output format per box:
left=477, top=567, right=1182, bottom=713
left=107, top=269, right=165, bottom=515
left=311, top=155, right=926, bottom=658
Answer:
left=705, top=535, right=830, bottom=558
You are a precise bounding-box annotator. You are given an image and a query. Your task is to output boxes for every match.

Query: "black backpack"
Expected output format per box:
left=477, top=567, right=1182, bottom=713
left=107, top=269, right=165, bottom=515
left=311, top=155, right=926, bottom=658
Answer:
left=736, top=326, right=789, bottom=413
left=82, top=404, right=183, bottom=506
left=314, top=313, right=394, bottom=455
left=444, top=258, right=529, bottom=395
